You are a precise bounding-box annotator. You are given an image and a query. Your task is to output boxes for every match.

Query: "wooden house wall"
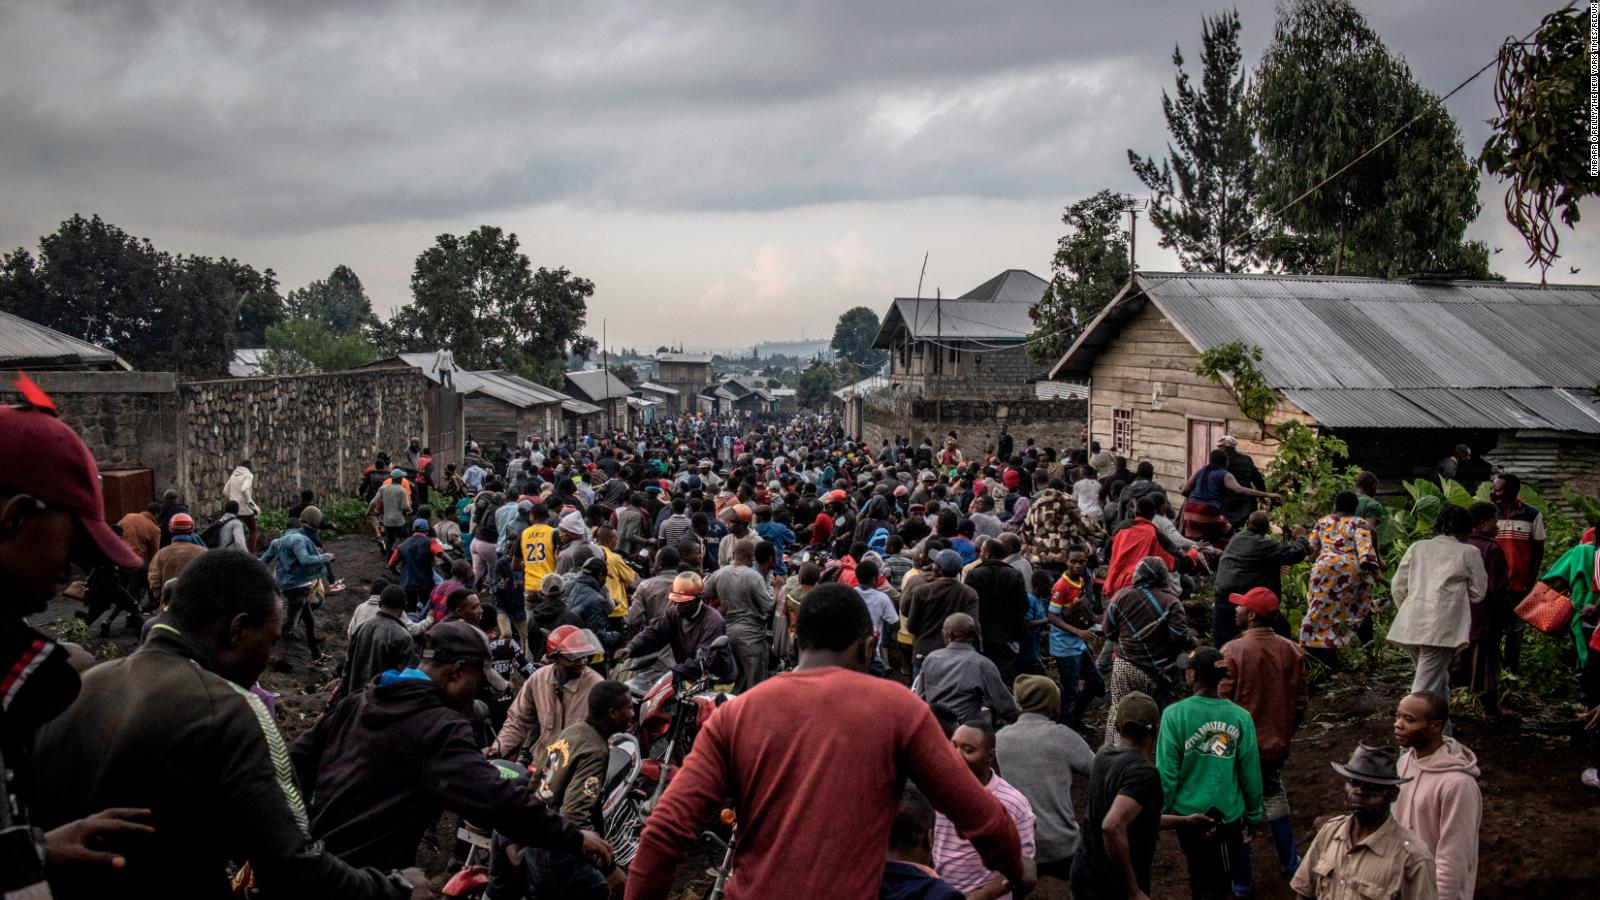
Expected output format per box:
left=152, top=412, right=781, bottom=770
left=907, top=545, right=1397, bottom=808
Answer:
left=1085, top=303, right=1310, bottom=491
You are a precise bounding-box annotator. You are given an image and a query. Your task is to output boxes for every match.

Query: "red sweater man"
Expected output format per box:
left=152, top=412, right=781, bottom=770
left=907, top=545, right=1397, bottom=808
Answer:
left=625, top=585, right=1029, bottom=900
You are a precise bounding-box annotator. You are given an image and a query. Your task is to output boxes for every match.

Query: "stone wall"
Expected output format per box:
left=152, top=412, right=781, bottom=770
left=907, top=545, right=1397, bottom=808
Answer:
left=179, top=369, right=431, bottom=509
left=3, top=367, right=439, bottom=512
left=0, top=371, right=180, bottom=488
left=862, top=393, right=1087, bottom=459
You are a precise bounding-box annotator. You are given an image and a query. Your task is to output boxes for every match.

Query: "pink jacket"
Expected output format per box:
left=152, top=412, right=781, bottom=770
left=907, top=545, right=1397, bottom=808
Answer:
left=1394, top=738, right=1482, bottom=900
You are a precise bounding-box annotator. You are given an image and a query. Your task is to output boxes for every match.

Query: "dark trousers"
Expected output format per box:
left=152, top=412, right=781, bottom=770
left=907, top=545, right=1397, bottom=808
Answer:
left=239, top=514, right=258, bottom=553
left=1213, top=595, right=1241, bottom=646
left=1176, top=819, right=1245, bottom=900
left=983, top=642, right=1019, bottom=688
left=383, top=524, right=407, bottom=553
left=283, top=586, right=320, bottom=659
left=488, top=832, right=607, bottom=900
left=405, top=588, right=430, bottom=615
left=1055, top=650, right=1105, bottom=728
left=1583, top=641, right=1600, bottom=768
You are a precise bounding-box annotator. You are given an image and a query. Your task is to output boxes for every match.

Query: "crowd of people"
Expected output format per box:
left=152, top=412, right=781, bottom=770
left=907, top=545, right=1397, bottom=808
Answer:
left=4, top=374, right=1599, bottom=900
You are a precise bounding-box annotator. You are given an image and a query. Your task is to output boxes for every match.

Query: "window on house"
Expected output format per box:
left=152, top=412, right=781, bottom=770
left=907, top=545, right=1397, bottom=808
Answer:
left=1112, top=408, right=1132, bottom=456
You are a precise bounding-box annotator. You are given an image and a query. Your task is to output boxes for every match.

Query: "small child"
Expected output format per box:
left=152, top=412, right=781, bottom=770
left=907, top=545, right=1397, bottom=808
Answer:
left=1018, top=570, right=1051, bottom=676
left=1048, top=545, right=1105, bottom=734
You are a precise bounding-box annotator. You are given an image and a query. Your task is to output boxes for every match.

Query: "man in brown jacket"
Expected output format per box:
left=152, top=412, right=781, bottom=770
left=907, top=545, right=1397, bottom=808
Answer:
left=485, top=625, right=604, bottom=764
left=116, top=501, right=163, bottom=608
left=1220, top=586, right=1307, bottom=887
left=147, top=512, right=206, bottom=599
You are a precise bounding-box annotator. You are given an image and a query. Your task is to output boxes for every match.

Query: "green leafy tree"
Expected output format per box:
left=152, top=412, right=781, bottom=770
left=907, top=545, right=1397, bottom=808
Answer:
left=1128, top=9, right=1260, bottom=272
left=829, top=306, right=888, bottom=371
left=0, top=214, right=244, bottom=374
left=260, top=318, right=380, bottom=374
left=1027, top=190, right=1131, bottom=364
left=283, top=264, right=379, bottom=337
left=146, top=255, right=243, bottom=375
left=795, top=360, right=840, bottom=408
left=612, top=363, right=639, bottom=385
left=1481, top=5, right=1598, bottom=281
left=388, top=226, right=596, bottom=386
left=1254, top=0, right=1489, bottom=278
left=228, top=260, right=284, bottom=346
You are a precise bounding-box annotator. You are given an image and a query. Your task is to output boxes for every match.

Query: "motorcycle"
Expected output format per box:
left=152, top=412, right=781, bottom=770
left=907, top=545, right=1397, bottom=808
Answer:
left=626, top=635, right=734, bottom=812
left=700, top=808, right=738, bottom=900
left=442, top=758, right=528, bottom=899
left=601, top=731, right=647, bottom=870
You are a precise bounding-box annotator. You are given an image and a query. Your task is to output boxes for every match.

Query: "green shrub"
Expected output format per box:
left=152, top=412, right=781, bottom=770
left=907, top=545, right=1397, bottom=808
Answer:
left=256, top=507, right=288, bottom=539
left=321, top=499, right=369, bottom=536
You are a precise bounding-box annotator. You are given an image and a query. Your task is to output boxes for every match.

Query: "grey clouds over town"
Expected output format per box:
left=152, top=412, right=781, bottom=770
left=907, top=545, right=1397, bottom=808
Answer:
left=0, top=0, right=1584, bottom=348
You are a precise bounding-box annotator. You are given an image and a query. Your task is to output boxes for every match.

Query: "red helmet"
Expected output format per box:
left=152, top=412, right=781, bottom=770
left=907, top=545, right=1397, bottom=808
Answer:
left=545, top=625, right=602, bottom=660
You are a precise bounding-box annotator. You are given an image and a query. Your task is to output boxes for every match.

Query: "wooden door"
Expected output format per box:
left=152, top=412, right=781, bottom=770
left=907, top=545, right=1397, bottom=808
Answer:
left=1187, top=419, right=1226, bottom=478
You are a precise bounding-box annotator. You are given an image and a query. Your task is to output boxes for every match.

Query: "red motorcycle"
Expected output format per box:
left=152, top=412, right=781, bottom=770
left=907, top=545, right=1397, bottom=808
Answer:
left=628, top=635, right=734, bottom=812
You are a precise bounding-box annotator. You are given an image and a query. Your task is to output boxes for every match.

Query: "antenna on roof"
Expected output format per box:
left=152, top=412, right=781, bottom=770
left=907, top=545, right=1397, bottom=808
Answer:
left=1120, top=195, right=1150, bottom=274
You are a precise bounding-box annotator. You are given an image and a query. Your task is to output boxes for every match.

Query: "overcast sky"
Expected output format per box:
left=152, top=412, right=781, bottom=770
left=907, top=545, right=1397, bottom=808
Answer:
left=0, top=1, right=1586, bottom=350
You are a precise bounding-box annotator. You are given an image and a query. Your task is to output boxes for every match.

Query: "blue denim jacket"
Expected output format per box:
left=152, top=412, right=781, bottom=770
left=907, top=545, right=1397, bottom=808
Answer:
left=260, top=529, right=332, bottom=590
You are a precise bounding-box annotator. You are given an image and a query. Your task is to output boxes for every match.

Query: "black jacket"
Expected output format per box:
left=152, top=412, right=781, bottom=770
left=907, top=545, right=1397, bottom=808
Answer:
left=1214, top=530, right=1311, bottom=598
left=32, top=626, right=404, bottom=900
left=289, top=674, right=581, bottom=872
left=964, top=559, right=1029, bottom=651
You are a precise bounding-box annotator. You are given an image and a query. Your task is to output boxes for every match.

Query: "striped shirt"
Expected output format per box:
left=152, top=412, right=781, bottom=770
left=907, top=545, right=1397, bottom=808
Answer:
left=933, top=772, right=1036, bottom=897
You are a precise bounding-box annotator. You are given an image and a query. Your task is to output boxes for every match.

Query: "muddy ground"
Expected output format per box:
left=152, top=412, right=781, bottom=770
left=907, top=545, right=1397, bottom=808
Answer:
left=43, top=532, right=1600, bottom=899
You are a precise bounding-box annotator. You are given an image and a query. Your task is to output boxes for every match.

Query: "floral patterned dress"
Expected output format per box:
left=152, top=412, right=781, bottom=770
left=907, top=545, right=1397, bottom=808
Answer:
left=1299, top=513, right=1380, bottom=649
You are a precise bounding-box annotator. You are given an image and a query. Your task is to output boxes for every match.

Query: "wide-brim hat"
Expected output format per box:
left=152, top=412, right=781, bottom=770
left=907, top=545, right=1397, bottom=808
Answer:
left=1330, top=743, right=1412, bottom=786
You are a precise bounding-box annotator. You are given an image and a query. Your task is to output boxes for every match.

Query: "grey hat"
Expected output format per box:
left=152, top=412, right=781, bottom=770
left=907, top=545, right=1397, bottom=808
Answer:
left=1330, top=743, right=1412, bottom=786
left=934, top=549, right=964, bottom=576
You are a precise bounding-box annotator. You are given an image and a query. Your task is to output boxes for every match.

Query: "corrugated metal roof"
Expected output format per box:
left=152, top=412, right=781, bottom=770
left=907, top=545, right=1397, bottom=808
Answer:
left=0, top=310, right=129, bottom=370
left=229, top=348, right=268, bottom=377
left=635, top=381, right=679, bottom=395
left=874, top=298, right=1036, bottom=345
left=562, top=397, right=604, bottom=416
left=834, top=373, right=889, bottom=400
left=655, top=352, right=714, bottom=363
left=565, top=368, right=632, bottom=401
left=1035, top=380, right=1089, bottom=400
left=958, top=269, right=1050, bottom=303
left=1057, top=272, right=1600, bottom=432
left=464, top=370, right=568, bottom=409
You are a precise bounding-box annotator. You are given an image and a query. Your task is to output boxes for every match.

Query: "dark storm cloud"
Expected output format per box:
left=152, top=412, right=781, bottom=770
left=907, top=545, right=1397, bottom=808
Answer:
left=0, top=0, right=1544, bottom=240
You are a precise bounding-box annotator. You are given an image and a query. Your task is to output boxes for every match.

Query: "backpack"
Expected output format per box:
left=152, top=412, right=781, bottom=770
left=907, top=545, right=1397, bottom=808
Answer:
left=199, top=514, right=232, bottom=549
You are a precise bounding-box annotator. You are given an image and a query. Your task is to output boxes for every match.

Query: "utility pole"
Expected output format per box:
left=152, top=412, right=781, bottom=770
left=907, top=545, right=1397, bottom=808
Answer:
left=603, top=318, right=612, bottom=435
left=916, top=251, right=929, bottom=298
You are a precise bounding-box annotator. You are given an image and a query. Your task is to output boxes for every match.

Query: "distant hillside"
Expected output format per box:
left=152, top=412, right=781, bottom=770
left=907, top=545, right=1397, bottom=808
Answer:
left=737, top=339, right=834, bottom=360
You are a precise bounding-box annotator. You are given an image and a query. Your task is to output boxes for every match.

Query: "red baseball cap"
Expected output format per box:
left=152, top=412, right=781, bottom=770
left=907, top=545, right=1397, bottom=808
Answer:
left=0, top=390, right=142, bottom=570
left=1228, top=586, right=1280, bottom=617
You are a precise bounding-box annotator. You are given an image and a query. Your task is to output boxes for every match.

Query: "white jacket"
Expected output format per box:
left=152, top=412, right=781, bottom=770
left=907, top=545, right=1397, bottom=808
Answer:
left=223, top=466, right=259, bottom=516
left=1388, top=535, right=1486, bottom=649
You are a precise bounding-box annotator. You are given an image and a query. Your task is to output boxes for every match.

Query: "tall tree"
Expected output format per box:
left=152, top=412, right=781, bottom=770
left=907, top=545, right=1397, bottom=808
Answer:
left=1128, top=9, right=1260, bottom=272
left=1254, top=0, right=1489, bottom=278
left=1481, top=5, right=1597, bottom=281
left=1027, top=190, right=1131, bottom=365
left=283, top=264, right=379, bottom=337
left=228, top=260, right=284, bottom=346
left=829, top=306, right=889, bottom=372
left=0, top=214, right=242, bottom=374
left=388, top=226, right=596, bottom=386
